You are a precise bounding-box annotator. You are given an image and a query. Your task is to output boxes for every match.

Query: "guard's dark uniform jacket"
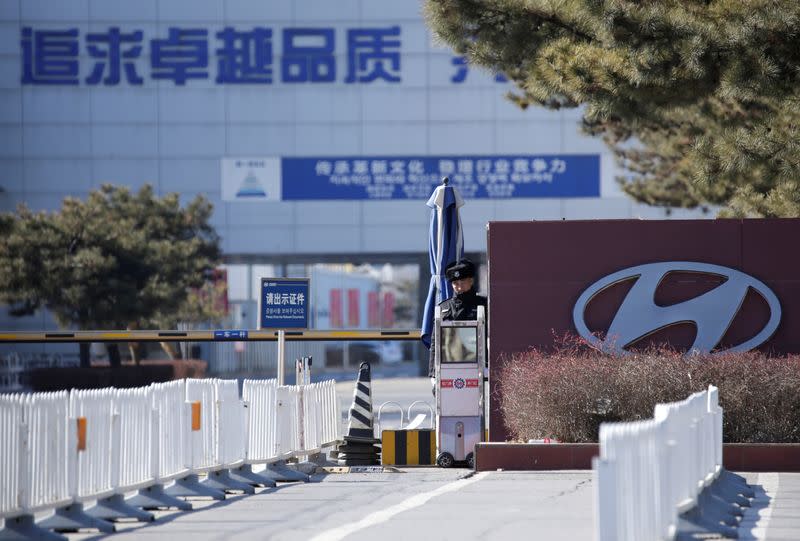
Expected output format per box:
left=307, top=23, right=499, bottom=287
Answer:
left=428, top=288, right=488, bottom=377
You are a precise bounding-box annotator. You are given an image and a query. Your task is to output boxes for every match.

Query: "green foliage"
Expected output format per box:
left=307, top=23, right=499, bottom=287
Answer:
left=424, top=0, right=800, bottom=216
left=153, top=277, right=228, bottom=329
left=0, top=184, right=222, bottom=331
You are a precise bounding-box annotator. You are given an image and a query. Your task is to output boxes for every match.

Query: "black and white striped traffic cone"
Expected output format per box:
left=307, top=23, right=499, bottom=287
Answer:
left=337, top=362, right=381, bottom=466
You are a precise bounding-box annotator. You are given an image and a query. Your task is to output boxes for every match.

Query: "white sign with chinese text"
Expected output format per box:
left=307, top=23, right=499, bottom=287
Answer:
left=221, top=158, right=282, bottom=202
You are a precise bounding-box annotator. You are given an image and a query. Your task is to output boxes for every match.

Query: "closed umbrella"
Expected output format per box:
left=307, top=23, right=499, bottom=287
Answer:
left=421, top=177, right=465, bottom=348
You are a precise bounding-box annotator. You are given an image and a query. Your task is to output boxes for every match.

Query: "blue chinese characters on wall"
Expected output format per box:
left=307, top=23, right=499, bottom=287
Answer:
left=21, top=26, right=404, bottom=86
left=20, top=26, right=508, bottom=86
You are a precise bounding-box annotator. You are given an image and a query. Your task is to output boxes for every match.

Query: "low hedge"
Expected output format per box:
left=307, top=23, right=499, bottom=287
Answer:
left=496, top=340, right=800, bottom=443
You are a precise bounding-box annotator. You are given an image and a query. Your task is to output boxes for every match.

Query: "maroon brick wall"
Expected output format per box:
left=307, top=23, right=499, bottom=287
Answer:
left=487, top=218, right=800, bottom=441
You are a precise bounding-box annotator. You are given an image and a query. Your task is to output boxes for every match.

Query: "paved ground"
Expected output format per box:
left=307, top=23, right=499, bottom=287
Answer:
left=68, top=469, right=594, bottom=541
left=60, top=470, right=800, bottom=541
left=737, top=472, right=800, bottom=541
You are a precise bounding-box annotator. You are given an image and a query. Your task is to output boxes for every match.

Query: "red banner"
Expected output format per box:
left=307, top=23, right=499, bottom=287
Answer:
left=347, top=288, right=360, bottom=327
left=329, top=289, right=342, bottom=328
left=383, top=291, right=395, bottom=327
left=368, top=291, right=380, bottom=328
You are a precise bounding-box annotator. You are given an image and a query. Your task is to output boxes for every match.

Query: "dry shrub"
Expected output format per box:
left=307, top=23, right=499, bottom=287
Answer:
left=496, top=337, right=800, bottom=443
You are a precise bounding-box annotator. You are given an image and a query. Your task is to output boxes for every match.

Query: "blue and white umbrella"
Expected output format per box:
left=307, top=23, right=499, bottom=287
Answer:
left=421, top=177, right=465, bottom=348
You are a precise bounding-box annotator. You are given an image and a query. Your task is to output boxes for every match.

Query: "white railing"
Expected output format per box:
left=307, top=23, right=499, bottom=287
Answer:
left=0, top=377, right=341, bottom=534
left=71, top=388, right=116, bottom=502
left=185, top=378, right=217, bottom=472
left=152, top=380, right=190, bottom=483
left=275, top=385, right=301, bottom=459
left=242, top=379, right=278, bottom=464
left=0, top=392, right=72, bottom=519
left=594, top=385, right=723, bottom=541
left=116, top=386, right=155, bottom=492
left=26, top=392, right=73, bottom=514
left=216, top=379, right=246, bottom=469
left=0, top=393, right=24, bottom=519
left=302, top=380, right=340, bottom=452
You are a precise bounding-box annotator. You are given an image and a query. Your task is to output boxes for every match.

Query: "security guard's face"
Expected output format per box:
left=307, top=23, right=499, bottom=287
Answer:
left=451, top=276, right=474, bottom=294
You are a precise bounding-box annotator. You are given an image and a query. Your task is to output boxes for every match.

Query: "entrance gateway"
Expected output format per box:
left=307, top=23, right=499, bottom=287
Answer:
left=433, top=305, right=487, bottom=468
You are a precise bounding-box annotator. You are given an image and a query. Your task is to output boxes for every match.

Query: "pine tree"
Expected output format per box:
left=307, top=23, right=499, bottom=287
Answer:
left=424, top=0, right=800, bottom=216
left=0, top=184, right=222, bottom=366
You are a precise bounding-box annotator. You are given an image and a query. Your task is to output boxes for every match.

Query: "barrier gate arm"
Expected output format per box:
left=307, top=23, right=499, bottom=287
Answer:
left=0, top=329, right=422, bottom=343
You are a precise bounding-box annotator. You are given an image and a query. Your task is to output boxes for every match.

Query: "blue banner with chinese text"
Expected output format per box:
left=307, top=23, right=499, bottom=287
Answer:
left=280, top=155, right=600, bottom=200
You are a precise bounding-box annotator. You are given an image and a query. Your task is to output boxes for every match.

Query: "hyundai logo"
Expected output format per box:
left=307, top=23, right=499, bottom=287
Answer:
left=572, top=262, right=781, bottom=355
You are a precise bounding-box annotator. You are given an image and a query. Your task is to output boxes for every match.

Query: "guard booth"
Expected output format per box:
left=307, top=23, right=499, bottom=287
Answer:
left=433, top=305, right=486, bottom=468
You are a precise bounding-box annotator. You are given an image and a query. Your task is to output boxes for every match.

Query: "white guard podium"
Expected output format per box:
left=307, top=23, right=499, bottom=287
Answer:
left=434, top=305, right=486, bottom=468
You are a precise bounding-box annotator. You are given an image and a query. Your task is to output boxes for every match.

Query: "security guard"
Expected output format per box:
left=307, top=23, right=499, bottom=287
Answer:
left=428, top=258, right=488, bottom=380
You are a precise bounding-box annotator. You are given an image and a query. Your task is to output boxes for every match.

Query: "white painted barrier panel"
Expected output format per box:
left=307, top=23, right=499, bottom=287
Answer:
left=115, top=386, right=154, bottom=492
left=597, top=419, right=669, bottom=541
left=24, top=392, right=71, bottom=514
left=0, top=394, right=25, bottom=519
left=151, top=379, right=189, bottom=482
left=297, top=381, right=339, bottom=455
left=654, top=391, right=709, bottom=511
left=185, top=378, right=217, bottom=471
left=275, top=385, right=300, bottom=459
left=322, top=380, right=341, bottom=446
left=302, top=383, right=322, bottom=453
left=708, top=386, right=723, bottom=473
left=242, top=379, right=278, bottom=463
left=70, top=388, right=116, bottom=501
left=595, top=386, right=723, bottom=541
left=216, top=378, right=246, bottom=468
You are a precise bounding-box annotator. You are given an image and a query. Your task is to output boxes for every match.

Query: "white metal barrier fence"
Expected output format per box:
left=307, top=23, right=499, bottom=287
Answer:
left=115, top=386, right=155, bottom=493
left=275, top=385, right=301, bottom=459
left=242, top=379, right=278, bottom=464
left=217, top=379, right=247, bottom=469
left=185, top=379, right=217, bottom=473
left=1, top=392, right=73, bottom=520
left=0, top=378, right=340, bottom=536
left=594, top=385, right=724, bottom=541
left=151, top=380, right=190, bottom=484
left=71, top=389, right=116, bottom=502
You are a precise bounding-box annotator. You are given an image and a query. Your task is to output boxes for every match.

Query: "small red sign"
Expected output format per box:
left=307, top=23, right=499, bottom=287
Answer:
left=466, top=379, right=479, bottom=387
left=441, top=379, right=454, bottom=388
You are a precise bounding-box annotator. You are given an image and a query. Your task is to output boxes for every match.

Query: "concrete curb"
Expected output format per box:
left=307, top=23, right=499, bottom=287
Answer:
left=475, top=443, right=800, bottom=471
left=723, top=443, right=800, bottom=472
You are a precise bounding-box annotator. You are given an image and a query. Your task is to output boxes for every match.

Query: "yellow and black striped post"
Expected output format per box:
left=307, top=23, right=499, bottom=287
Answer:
left=381, top=429, right=436, bottom=466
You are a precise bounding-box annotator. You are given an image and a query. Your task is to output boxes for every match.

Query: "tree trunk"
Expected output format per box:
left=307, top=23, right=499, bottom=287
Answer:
left=126, top=322, right=141, bottom=365
left=79, top=343, right=91, bottom=368
left=107, top=344, right=122, bottom=369
left=160, top=341, right=182, bottom=360
left=127, top=343, right=141, bottom=365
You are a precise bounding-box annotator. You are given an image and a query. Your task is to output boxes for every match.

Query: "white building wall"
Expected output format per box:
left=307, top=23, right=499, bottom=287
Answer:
left=0, top=0, right=711, bottom=262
